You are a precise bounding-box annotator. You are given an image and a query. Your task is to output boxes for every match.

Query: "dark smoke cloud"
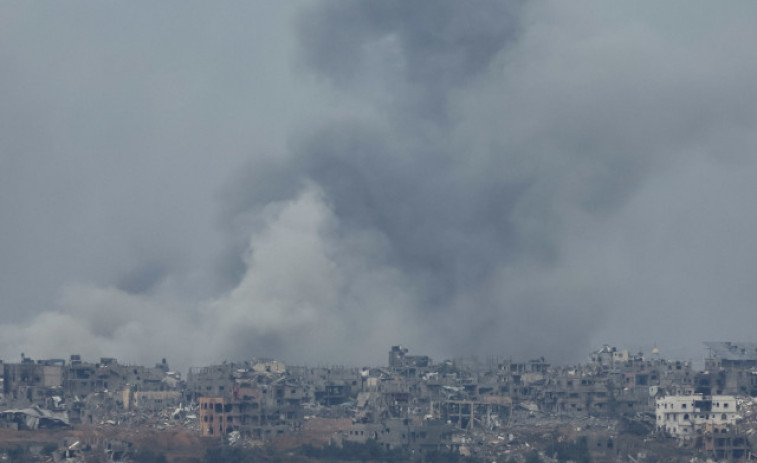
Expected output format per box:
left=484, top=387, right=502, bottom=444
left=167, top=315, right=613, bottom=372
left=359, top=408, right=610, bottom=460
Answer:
left=293, top=0, right=527, bottom=293
left=297, top=0, right=523, bottom=123
left=2, top=1, right=757, bottom=372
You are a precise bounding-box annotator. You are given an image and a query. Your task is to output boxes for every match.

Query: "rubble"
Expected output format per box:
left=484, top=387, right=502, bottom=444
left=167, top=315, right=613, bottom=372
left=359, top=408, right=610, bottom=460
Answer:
left=1, top=343, right=757, bottom=461
left=0, top=405, right=70, bottom=430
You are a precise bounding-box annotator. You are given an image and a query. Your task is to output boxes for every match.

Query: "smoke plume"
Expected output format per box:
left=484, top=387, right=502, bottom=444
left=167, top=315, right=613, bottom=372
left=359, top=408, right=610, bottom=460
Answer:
left=2, top=1, right=757, bottom=372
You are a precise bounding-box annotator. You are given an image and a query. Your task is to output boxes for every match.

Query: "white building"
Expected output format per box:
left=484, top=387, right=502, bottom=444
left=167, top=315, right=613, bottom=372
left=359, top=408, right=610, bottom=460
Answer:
left=656, top=394, right=738, bottom=438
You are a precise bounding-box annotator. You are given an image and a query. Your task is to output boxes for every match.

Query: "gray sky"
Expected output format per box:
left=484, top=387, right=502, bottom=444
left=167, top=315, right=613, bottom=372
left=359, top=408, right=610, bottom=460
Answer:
left=2, top=1, right=757, bottom=372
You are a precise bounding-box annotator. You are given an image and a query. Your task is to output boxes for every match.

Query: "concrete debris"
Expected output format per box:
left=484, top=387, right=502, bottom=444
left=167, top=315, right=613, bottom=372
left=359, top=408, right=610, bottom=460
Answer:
left=0, top=405, right=70, bottom=430
left=2, top=344, right=757, bottom=461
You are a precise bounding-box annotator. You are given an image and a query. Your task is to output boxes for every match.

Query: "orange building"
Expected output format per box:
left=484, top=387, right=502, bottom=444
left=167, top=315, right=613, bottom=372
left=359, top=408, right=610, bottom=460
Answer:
left=197, top=381, right=304, bottom=439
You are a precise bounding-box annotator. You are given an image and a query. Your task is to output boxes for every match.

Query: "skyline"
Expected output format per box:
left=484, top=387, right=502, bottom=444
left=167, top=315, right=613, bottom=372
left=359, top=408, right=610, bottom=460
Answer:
left=0, top=341, right=724, bottom=375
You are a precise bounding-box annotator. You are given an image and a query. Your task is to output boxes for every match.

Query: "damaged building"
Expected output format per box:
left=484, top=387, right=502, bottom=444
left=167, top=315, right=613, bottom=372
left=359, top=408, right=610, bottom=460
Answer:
left=656, top=394, right=739, bottom=438
left=194, top=360, right=306, bottom=439
left=0, top=405, right=70, bottom=430
left=705, top=342, right=757, bottom=396
left=5, top=342, right=757, bottom=461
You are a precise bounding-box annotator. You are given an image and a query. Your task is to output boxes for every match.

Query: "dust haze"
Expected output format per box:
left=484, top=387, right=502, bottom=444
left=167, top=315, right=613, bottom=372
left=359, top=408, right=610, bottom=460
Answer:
left=2, top=1, right=757, bottom=372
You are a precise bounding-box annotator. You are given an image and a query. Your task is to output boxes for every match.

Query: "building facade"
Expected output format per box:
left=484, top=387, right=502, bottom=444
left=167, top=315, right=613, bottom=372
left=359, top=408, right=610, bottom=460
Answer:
left=656, top=394, right=738, bottom=438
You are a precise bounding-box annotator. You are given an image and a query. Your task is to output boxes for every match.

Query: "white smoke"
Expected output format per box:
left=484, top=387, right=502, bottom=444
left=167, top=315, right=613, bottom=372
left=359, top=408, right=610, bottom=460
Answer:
left=0, top=185, right=420, bottom=372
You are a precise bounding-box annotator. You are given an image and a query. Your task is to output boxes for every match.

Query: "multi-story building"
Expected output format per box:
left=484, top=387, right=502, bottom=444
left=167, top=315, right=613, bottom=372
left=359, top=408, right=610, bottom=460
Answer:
left=197, top=380, right=304, bottom=439
left=3, top=358, right=63, bottom=406
left=655, top=394, right=738, bottom=438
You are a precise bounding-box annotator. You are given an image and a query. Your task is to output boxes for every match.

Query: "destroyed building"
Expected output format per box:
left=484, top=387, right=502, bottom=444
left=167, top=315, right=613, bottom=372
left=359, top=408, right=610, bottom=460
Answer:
left=656, top=394, right=739, bottom=438
left=0, top=354, right=185, bottom=431
left=3, top=357, right=63, bottom=407
left=193, top=360, right=306, bottom=439
left=335, top=417, right=456, bottom=455
left=4, top=342, right=757, bottom=461
left=704, top=342, right=757, bottom=396
left=0, top=405, right=70, bottom=430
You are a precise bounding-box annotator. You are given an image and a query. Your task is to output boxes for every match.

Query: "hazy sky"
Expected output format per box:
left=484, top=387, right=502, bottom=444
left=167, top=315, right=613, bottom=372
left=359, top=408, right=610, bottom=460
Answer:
left=2, top=1, right=757, bottom=372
